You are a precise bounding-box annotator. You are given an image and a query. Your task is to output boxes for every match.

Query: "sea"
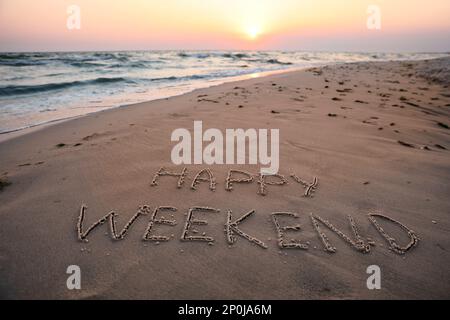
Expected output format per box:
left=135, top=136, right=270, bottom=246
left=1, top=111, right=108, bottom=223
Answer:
left=0, top=51, right=447, bottom=134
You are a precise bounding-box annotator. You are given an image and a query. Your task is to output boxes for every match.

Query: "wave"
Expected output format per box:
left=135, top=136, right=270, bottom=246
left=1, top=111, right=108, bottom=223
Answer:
left=107, top=62, right=149, bottom=69
left=222, top=53, right=250, bottom=59
left=0, top=73, right=220, bottom=97
left=68, top=61, right=105, bottom=67
left=0, top=77, right=131, bottom=96
left=149, top=74, right=209, bottom=82
left=0, top=73, right=219, bottom=97
left=175, top=52, right=295, bottom=66
left=92, top=52, right=119, bottom=60
left=0, top=52, right=137, bottom=68
left=177, top=52, right=211, bottom=59
left=0, top=51, right=296, bottom=70
left=0, top=53, right=46, bottom=60
left=0, top=60, right=47, bottom=67
left=265, top=58, right=293, bottom=65
left=0, top=53, right=53, bottom=66
left=178, top=52, right=255, bottom=60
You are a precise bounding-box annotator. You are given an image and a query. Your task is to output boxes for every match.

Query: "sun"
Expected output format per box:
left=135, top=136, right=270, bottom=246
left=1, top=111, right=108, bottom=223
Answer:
left=245, top=25, right=262, bottom=40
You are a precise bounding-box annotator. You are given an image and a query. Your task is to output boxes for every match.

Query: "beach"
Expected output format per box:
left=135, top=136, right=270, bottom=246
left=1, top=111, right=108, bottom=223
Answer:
left=0, top=57, right=449, bottom=299
left=1, top=51, right=446, bottom=135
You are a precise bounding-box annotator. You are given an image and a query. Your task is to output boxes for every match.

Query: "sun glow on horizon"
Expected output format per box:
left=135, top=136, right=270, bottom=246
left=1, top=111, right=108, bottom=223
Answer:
left=244, top=25, right=262, bottom=40
left=0, top=0, right=449, bottom=51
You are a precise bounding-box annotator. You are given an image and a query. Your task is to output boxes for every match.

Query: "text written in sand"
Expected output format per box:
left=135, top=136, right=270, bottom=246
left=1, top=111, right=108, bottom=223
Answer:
left=76, top=167, right=420, bottom=256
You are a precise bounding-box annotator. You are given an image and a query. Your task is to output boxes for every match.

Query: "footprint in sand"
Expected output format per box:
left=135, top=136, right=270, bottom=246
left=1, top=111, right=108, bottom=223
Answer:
left=18, top=163, right=31, bottom=167
left=434, top=144, right=447, bottom=150
left=437, top=122, right=449, bottom=129
left=398, top=140, right=415, bottom=148
left=0, top=176, right=12, bottom=191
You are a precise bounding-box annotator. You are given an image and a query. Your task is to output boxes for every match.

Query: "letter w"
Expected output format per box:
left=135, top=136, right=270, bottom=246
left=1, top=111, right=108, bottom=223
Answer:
left=77, top=204, right=151, bottom=241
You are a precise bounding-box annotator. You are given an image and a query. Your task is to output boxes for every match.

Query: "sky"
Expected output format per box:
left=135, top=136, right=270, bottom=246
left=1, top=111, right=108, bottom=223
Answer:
left=0, top=0, right=449, bottom=52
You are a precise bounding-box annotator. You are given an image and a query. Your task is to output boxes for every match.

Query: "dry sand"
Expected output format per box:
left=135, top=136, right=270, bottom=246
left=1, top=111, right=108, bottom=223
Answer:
left=0, top=58, right=449, bottom=299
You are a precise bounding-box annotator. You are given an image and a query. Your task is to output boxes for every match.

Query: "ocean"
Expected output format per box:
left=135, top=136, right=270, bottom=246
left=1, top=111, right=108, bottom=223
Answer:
left=0, top=51, right=447, bottom=134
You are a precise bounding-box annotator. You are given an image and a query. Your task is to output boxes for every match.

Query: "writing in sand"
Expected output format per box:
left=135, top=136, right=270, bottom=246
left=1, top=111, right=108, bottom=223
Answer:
left=77, top=167, right=420, bottom=255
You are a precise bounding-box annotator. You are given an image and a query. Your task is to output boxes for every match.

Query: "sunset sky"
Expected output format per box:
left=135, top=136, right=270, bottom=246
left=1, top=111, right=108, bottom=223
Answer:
left=0, top=0, right=449, bottom=52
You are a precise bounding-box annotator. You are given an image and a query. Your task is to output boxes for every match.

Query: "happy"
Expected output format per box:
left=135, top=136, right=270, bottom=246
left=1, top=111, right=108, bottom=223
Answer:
left=150, top=167, right=319, bottom=197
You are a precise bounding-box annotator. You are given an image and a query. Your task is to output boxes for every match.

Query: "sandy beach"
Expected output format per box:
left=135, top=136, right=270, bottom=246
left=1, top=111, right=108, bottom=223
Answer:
left=0, top=58, right=449, bottom=299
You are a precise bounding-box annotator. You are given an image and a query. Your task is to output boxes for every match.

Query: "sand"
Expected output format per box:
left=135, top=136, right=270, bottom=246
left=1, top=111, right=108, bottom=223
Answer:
left=0, top=58, right=449, bottom=299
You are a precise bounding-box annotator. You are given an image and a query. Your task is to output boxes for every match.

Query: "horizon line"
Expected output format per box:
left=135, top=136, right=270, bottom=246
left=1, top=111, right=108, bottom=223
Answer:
left=1, top=49, right=450, bottom=54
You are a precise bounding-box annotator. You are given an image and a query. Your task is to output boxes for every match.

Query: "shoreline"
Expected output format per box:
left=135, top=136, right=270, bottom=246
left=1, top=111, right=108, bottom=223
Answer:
left=0, top=66, right=303, bottom=143
left=2, top=54, right=448, bottom=143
